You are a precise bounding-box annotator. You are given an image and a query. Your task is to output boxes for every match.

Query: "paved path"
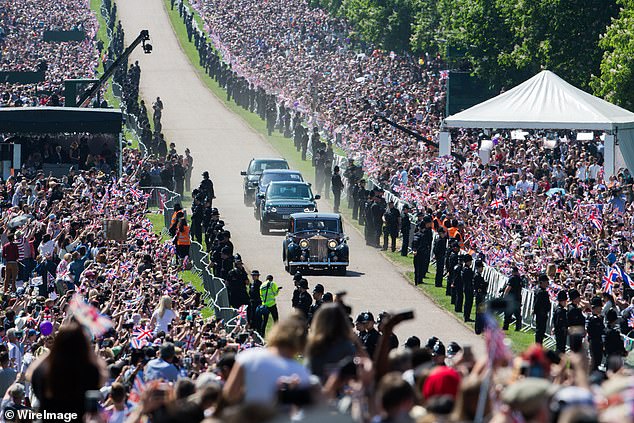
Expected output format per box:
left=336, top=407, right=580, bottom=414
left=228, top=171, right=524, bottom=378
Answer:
left=115, top=0, right=483, bottom=351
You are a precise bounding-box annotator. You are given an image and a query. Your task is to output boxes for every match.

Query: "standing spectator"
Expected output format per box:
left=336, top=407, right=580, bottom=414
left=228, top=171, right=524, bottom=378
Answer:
left=183, top=148, right=194, bottom=192
left=0, top=352, right=17, bottom=398
left=28, top=323, right=103, bottom=421
left=553, top=291, right=569, bottom=353
left=5, top=330, right=22, bottom=372
left=150, top=296, right=177, bottom=334
left=223, top=316, right=310, bottom=405
left=3, top=234, right=19, bottom=294
left=587, top=297, right=605, bottom=370
left=248, top=270, right=262, bottom=328
left=144, top=343, right=179, bottom=383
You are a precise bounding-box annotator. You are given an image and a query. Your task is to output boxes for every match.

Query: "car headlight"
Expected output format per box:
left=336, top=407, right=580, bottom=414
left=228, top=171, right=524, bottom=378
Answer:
left=304, top=206, right=315, bottom=212
left=328, top=239, right=338, bottom=249
left=299, top=239, right=309, bottom=249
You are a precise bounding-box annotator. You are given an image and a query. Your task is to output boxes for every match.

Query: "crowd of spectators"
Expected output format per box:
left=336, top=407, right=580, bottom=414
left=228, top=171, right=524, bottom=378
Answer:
left=182, top=0, right=634, bottom=321
left=0, top=0, right=102, bottom=107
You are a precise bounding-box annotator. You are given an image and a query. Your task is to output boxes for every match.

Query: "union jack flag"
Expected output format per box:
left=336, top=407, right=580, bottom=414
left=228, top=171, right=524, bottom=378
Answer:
left=490, top=199, right=503, bottom=209
left=614, top=264, right=634, bottom=289
left=158, top=192, right=167, bottom=210
left=69, top=294, right=113, bottom=336
left=561, top=236, right=573, bottom=256
left=571, top=241, right=586, bottom=259
left=602, top=268, right=619, bottom=294
left=128, top=373, right=145, bottom=404
left=589, top=212, right=603, bottom=231
left=183, top=334, right=195, bottom=350
left=237, top=305, right=248, bottom=321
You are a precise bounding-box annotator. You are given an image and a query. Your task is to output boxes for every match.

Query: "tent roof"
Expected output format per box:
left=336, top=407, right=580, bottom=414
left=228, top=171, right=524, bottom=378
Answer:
left=444, top=70, right=634, bottom=131
left=0, top=107, right=123, bottom=134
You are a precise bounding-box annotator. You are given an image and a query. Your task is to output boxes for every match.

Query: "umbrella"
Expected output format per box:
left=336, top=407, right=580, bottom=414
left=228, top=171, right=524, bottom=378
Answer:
left=546, top=188, right=566, bottom=197
left=8, top=214, right=33, bottom=229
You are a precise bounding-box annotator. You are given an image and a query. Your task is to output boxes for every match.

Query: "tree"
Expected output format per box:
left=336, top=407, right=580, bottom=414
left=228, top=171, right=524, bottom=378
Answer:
left=591, top=0, right=634, bottom=110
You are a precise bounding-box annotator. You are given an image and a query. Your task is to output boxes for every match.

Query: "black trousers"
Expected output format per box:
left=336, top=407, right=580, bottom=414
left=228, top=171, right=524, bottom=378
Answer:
left=555, top=330, right=567, bottom=353
left=352, top=199, right=359, bottom=220
left=446, top=273, right=454, bottom=297
left=383, top=229, right=398, bottom=251
left=503, top=301, right=522, bottom=331
left=414, top=253, right=426, bottom=285
left=260, top=304, right=279, bottom=337
left=453, top=283, right=463, bottom=312
left=535, top=315, right=548, bottom=344
left=333, top=189, right=342, bottom=212
left=400, top=232, right=409, bottom=256
left=589, top=343, right=603, bottom=370
left=435, top=255, right=445, bottom=287
left=463, top=293, right=473, bottom=321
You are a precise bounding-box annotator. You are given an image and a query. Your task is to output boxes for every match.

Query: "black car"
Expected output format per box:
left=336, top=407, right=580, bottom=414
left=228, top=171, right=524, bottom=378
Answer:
left=283, top=213, right=349, bottom=275
left=240, top=157, right=289, bottom=205
left=259, top=181, right=319, bottom=234
left=254, top=169, right=304, bottom=219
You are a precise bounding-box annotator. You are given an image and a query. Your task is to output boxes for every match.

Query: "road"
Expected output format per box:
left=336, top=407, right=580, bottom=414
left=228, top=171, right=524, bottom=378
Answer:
left=115, top=0, right=483, bottom=351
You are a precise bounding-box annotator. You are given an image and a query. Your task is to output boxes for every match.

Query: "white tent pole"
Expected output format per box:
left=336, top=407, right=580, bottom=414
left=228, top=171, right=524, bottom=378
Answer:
left=604, top=133, right=615, bottom=180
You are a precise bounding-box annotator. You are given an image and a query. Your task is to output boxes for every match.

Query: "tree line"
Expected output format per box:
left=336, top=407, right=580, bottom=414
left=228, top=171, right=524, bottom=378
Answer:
left=310, top=0, right=634, bottom=110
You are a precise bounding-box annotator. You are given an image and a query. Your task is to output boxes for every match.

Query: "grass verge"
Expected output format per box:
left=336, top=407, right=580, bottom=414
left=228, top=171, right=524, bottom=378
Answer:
left=165, top=1, right=537, bottom=349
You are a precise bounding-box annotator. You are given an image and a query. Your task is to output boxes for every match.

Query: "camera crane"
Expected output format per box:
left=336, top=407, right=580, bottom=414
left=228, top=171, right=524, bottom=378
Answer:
left=77, top=30, right=152, bottom=107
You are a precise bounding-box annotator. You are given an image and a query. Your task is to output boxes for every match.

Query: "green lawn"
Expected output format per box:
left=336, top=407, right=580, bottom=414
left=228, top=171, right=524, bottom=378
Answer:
left=165, top=1, right=537, bottom=351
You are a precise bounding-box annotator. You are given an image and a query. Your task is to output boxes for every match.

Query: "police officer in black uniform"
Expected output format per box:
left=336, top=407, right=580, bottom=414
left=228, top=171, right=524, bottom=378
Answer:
left=248, top=270, right=262, bottom=329
left=331, top=166, right=344, bottom=213
left=308, top=283, right=325, bottom=324
left=291, top=271, right=303, bottom=309
left=605, top=309, right=627, bottom=360
left=462, top=255, right=475, bottom=322
left=226, top=256, right=249, bottom=309
left=190, top=193, right=204, bottom=244
left=553, top=290, right=568, bottom=353
left=300, top=129, right=309, bottom=161
left=382, top=200, right=400, bottom=252
left=371, top=192, right=386, bottom=247
left=502, top=266, right=523, bottom=331
left=446, top=241, right=460, bottom=298
left=433, top=226, right=448, bottom=287
left=587, top=296, right=605, bottom=370
left=363, top=191, right=375, bottom=246
left=567, top=289, right=585, bottom=338
left=355, top=180, right=368, bottom=224
left=356, top=312, right=380, bottom=358
left=533, top=273, right=551, bottom=344
left=400, top=205, right=411, bottom=257
left=199, top=171, right=215, bottom=205
left=412, top=215, right=433, bottom=285
left=474, top=260, right=488, bottom=334
left=344, top=158, right=360, bottom=210
left=293, top=279, right=312, bottom=319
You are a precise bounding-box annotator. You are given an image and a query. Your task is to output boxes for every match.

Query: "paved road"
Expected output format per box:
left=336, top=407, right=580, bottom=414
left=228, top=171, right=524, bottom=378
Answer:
left=115, top=0, right=483, bottom=351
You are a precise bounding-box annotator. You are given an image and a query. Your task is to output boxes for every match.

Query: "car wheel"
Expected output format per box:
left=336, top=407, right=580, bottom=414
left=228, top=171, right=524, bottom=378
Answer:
left=259, top=219, right=269, bottom=235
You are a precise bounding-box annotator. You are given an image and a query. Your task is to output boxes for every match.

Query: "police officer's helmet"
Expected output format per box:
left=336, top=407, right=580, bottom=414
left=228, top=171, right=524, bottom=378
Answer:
left=422, top=215, right=433, bottom=224
left=202, top=171, right=210, bottom=178
left=433, top=341, right=446, bottom=356
left=355, top=311, right=374, bottom=324
left=211, top=208, right=219, bottom=216
left=425, top=336, right=439, bottom=349
left=293, top=271, right=303, bottom=282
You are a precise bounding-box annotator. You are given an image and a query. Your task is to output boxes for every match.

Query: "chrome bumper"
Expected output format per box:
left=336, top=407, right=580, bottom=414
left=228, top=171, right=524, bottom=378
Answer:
left=289, top=261, right=349, bottom=266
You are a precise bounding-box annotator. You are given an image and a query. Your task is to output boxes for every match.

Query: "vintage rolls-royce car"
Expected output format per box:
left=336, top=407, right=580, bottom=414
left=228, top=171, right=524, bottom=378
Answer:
left=283, top=213, right=349, bottom=275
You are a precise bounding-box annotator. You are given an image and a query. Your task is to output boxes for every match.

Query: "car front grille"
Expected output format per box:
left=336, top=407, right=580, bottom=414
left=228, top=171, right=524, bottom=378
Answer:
left=275, top=206, right=305, bottom=214
left=309, top=236, right=328, bottom=260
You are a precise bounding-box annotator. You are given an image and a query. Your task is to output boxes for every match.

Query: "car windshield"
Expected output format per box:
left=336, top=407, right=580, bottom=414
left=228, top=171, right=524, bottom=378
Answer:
left=295, top=219, right=340, bottom=232
left=261, top=172, right=303, bottom=187
left=249, top=160, right=289, bottom=174
left=267, top=183, right=312, bottom=200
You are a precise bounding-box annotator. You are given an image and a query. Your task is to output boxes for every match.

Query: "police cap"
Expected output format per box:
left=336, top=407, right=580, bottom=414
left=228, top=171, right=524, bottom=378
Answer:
left=355, top=311, right=374, bottom=323
left=568, top=289, right=581, bottom=301
left=590, top=296, right=603, bottom=308
left=557, top=291, right=568, bottom=302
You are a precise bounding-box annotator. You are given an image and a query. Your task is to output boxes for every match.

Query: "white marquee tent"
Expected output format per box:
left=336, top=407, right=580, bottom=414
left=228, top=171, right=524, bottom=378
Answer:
left=442, top=70, right=634, bottom=177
